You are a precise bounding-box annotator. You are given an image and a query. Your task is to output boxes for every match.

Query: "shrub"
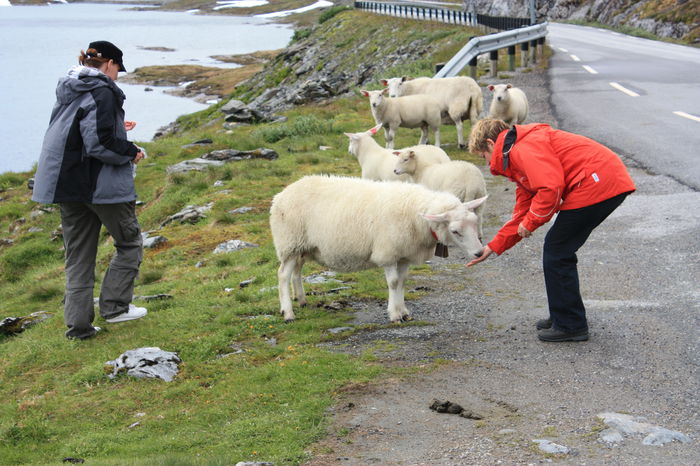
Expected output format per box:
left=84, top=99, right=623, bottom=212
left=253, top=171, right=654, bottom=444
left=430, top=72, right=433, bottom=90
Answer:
left=252, top=115, right=336, bottom=143
left=319, top=6, right=350, bottom=24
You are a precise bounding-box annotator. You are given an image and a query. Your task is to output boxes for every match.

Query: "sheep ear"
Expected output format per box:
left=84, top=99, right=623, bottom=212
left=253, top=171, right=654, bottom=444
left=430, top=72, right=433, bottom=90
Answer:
left=369, top=124, right=382, bottom=135
left=393, top=151, right=401, bottom=156
left=360, top=90, right=369, bottom=97
left=401, top=76, right=408, bottom=82
left=488, top=85, right=495, bottom=91
left=506, top=83, right=512, bottom=89
left=381, top=88, right=389, bottom=96
left=380, top=79, right=388, bottom=86
left=463, top=195, right=488, bottom=210
left=420, top=212, right=448, bottom=223
left=344, top=132, right=355, bottom=139
left=408, top=150, right=416, bottom=159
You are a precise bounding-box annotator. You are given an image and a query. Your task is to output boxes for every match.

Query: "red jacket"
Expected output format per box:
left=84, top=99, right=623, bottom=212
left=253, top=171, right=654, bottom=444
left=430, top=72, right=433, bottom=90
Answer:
left=488, top=124, right=636, bottom=255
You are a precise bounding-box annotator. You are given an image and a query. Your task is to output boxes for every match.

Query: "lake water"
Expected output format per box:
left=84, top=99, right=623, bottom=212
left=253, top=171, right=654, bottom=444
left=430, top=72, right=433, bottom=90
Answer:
left=0, top=3, right=293, bottom=173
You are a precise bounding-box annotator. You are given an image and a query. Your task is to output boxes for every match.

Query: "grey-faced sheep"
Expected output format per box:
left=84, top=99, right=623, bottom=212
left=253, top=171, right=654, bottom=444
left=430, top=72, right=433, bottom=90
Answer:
left=345, top=125, right=450, bottom=181
left=270, top=175, right=487, bottom=322
left=382, top=76, right=484, bottom=149
left=361, top=89, right=442, bottom=149
left=487, top=84, right=529, bottom=125
left=393, top=149, right=487, bottom=239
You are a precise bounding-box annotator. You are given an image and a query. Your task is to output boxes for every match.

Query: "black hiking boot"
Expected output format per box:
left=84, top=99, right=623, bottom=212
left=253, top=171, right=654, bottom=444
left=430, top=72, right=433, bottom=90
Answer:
left=536, top=318, right=552, bottom=330
left=538, top=327, right=589, bottom=342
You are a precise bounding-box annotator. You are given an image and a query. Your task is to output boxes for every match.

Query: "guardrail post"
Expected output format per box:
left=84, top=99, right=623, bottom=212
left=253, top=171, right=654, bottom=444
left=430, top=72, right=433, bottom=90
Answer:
left=469, top=56, right=478, bottom=79
left=520, top=41, right=529, bottom=68
left=489, top=50, right=499, bottom=77
left=538, top=37, right=546, bottom=60
left=508, top=45, right=516, bottom=71
left=530, top=39, right=538, bottom=64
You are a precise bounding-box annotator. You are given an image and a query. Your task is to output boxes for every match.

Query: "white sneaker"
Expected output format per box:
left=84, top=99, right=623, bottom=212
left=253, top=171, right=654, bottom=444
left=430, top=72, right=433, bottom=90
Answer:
left=105, top=304, right=147, bottom=323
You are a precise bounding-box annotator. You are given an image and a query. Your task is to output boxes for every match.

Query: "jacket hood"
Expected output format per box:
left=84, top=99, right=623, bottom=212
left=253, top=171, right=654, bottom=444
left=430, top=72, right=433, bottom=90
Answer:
left=55, top=65, right=125, bottom=105
left=489, top=123, right=551, bottom=177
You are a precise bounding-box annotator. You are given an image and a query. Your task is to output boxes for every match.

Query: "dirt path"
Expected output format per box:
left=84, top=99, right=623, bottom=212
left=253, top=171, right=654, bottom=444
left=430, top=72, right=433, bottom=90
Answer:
left=303, top=67, right=700, bottom=465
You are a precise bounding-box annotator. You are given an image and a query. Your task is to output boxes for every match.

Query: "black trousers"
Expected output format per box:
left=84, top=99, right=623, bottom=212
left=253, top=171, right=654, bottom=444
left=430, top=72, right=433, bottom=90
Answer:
left=543, top=192, right=630, bottom=333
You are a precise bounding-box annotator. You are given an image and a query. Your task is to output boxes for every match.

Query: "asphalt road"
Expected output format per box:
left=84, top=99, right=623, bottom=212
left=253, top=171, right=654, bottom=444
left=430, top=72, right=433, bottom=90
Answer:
left=547, top=22, right=700, bottom=190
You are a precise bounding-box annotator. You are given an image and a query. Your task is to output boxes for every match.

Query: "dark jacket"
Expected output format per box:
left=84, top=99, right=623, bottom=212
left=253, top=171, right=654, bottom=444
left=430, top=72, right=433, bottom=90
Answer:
left=32, top=66, right=139, bottom=204
left=488, top=123, right=636, bottom=255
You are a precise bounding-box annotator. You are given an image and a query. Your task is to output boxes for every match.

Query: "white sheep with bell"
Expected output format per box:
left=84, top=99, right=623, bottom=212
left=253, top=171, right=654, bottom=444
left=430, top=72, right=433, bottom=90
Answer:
left=393, top=149, right=488, bottom=239
left=346, top=124, right=450, bottom=181
left=487, top=83, right=528, bottom=125
left=270, top=175, right=487, bottom=322
left=361, top=89, right=442, bottom=149
left=382, top=76, right=484, bottom=149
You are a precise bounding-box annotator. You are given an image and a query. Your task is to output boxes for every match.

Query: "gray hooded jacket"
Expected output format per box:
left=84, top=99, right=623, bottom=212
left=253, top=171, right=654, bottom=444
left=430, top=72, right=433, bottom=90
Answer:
left=32, top=65, right=139, bottom=204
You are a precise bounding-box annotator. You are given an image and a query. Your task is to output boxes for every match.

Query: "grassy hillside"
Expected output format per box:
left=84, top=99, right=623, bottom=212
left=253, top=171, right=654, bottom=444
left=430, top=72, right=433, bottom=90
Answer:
left=0, top=10, right=494, bottom=465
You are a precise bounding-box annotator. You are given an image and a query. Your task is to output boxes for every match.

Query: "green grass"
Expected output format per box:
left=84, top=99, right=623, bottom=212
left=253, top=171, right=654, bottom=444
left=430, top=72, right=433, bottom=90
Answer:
left=0, top=11, right=490, bottom=465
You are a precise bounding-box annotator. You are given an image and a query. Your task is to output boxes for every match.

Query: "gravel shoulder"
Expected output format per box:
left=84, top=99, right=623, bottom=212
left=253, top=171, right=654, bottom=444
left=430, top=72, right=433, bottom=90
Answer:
left=303, top=66, right=700, bottom=465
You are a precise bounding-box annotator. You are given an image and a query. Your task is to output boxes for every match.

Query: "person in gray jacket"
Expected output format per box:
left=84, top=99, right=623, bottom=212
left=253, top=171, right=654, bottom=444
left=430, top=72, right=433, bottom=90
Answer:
left=33, top=41, right=147, bottom=340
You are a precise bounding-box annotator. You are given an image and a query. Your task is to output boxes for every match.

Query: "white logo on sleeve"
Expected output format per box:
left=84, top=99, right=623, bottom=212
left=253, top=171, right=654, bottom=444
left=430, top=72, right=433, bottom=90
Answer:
left=592, top=172, right=600, bottom=182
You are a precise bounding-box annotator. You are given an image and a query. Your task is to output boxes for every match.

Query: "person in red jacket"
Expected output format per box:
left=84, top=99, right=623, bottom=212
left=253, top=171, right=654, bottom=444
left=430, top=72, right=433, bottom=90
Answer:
left=467, top=119, right=636, bottom=342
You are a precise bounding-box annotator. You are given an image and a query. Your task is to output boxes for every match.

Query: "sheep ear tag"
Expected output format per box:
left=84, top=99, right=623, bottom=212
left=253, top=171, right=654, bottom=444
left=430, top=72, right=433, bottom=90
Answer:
left=431, top=230, right=448, bottom=258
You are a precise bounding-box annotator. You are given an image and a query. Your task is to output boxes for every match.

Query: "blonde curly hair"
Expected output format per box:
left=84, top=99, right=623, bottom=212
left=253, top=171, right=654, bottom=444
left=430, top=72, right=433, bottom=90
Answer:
left=468, top=119, right=510, bottom=155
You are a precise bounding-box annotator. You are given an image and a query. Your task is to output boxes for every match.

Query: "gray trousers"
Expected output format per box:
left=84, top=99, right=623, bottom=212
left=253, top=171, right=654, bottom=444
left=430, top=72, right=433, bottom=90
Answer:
left=60, top=202, right=143, bottom=339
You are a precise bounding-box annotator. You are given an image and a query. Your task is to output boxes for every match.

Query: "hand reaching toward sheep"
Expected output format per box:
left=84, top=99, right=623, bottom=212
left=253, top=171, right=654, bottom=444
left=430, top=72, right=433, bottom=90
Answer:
left=466, top=245, right=493, bottom=267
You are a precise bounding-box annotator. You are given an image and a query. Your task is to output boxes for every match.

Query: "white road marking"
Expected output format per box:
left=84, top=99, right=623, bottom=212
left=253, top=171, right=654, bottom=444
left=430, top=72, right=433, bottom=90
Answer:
left=558, top=47, right=568, bottom=52
left=609, top=82, right=639, bottom=97
left=583, top=65, right=598, bottom=74
left=570, top=54, right=581, bottom=61
left=673, top=111, right=700, bottom=123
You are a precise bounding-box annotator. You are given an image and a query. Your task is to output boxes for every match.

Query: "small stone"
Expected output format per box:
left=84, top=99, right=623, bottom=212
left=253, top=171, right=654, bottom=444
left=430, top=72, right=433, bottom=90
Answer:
left=213, top=239, right=259, bottom=254
left=532, top=439, right=570, bottom=454
left=328, top=327, right=353, bottom=334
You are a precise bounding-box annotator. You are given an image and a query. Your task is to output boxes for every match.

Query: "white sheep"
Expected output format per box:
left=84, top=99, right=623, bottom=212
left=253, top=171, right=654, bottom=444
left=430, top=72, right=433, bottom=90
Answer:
left=361, top=89, right=442, bottom=149
left=487, top=83, right=529, bottom=125
left=270, top=175, right=487, bottom=322
left=393, top=150, right=487, bottom=239
left=382, top=76, right=484, bottom=149
left=345, top=124, right=450, bottom=181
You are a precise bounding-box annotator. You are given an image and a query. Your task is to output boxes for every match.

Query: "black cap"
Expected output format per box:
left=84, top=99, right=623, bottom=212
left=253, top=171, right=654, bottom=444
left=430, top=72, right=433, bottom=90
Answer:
left=87, top=40, right=126, bottom=72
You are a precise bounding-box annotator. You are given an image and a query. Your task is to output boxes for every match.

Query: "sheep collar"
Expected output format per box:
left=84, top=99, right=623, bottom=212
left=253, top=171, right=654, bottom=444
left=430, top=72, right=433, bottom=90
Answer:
left=430, top=229, right=449, bottom=258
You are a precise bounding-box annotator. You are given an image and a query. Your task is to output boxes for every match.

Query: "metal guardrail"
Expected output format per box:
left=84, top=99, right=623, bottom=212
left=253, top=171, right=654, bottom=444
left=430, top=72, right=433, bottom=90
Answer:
left=353, top=1, right=532, bottom=30
left=434, top=22, right=548, bottom=77
left=354, top=1, right=477, bottom=26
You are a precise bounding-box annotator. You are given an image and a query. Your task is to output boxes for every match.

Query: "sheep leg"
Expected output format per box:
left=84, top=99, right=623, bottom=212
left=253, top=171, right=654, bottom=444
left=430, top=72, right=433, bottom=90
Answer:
left=418, top=124, right=429, bottom=145
left=433, top=126, right=441, bottom=147
left=383, top=261, right=411, bottom=322
left=454, top=117, right=465, bottom=149
left=385, top=126, right=396, bottom=150
left=278, top=256, right=298, bottom=322
left=291, top=255, right=306, bottom=307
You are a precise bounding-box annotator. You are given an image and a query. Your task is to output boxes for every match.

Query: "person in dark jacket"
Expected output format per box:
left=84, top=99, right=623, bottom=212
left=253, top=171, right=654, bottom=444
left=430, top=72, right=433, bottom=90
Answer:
left=33, top=41, right=147, bottom=340
left=467, top=119, right=636, bottom=342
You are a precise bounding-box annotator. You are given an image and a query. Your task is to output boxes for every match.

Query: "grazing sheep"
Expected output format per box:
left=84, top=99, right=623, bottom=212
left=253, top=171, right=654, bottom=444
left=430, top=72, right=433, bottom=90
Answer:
left=488, top=83, right=529, bottom=125
left=346, top=125, right=450, bottom=181
left=382, top=76, right=484, bottom=149
left=361, top=89, right=442, bottom=149
left=270, top=175, right=487, bottom=322
left=393, top=150, right=487, bottom=239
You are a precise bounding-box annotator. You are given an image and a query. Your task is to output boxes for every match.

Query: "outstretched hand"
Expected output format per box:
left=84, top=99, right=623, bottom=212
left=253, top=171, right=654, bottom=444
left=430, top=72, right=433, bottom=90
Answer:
left=125, top=121, right=137, bottom=131
left=466, top=245, right=493, bottom=267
